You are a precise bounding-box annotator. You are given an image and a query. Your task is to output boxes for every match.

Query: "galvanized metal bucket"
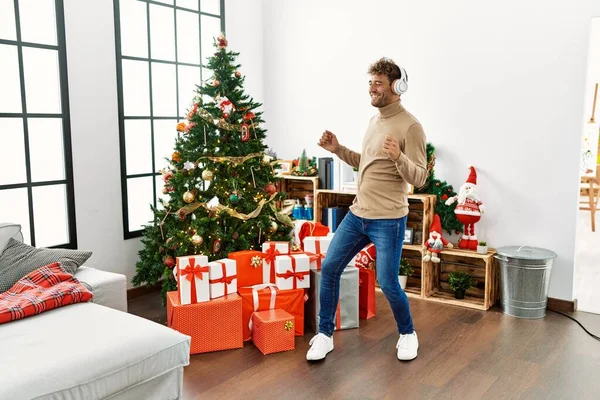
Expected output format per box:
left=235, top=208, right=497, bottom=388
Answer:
left=495, top=246, right=557, bottom=319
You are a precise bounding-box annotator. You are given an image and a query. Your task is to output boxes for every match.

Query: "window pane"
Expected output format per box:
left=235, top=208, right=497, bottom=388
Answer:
left=28, top=118, right=65, bottom=183
left=0, top=0, right=17, bottom=40
left=0, top=45, right=22, bottom=113
left=149, top=4, right=175, bottom=61
left=32, top=184, right=69, bottom=247
left=22, top=47, right=61, bottom=114
left=200, top=15, right=221, bottom=64
left=200, top=0, right=220, bottom=15
left=0, top=118, right=26, bottom=185
left=125, top=119, right=152, bottom=175
left=176, top=9, right=200, bottom=64
left=178, top=65, right=200, bottom=116
left=122, top=59, right=150, bottom=116
left=127, top=177, right=154, bottom=231
left=119, top=0, right=148, bottom=58
left=19, top=0, right=57, bottom=46
left=151, top=62, right=177, bottom=117
left=153, top=119, right=177, bottom=171
left=177, top=0, right=198, bottom=11
left=0, top=188, right=31, bottom=245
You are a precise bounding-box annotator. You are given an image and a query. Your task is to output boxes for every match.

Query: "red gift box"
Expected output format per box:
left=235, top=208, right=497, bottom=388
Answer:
left=166, top=291, right=243, bottom=354
left=228, top=250, right=264, bottom=288
left=359, top=268, right=376, bottom=319
left=252, top=309, right=295, bottom=355
left=238, top=285, right=305, bottom=341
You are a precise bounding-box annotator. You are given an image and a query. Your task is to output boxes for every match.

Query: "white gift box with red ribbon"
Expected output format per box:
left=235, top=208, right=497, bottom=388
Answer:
left=208, top=258, right=238, bottom=299
left=274, top=254, right=310, bottom=290
left=261, top=241, right=290, bottom=283
left=174, top=255, right=210, bottom=305
left=304, top=236, right=332, bottom=270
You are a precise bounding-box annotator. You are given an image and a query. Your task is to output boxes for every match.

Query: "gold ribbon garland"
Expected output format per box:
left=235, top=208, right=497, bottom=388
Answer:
left=179, top=193, right=278, bottom=221
left=198, top=152, right=263, bottom=166
left=196, top=108, right=240, bottom=131
left=270, top=202, right=295, bottom=228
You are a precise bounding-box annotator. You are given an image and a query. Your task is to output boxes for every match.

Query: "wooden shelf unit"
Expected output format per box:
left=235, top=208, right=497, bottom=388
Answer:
left=276, top=175, right=319, bottom=222
left=313, top=190, right=500, bottom=311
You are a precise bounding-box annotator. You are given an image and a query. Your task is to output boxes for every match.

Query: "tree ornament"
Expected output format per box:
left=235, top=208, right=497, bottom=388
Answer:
left=164, top=256, right=175, bottom=268
left=232, top=232, right=239, bottom=240
left=243, top=111, right=255, bottom=121
left=235, top=70, right=242, bottom=78
left=436, top=182, right=441, bottom=187
left=269, top=221, right=278, bottom=233
left=265, top=183, right=277, bottom=195
left=172, top=151, right=182, bottom=162
left=213, top=79, right=220, bottom=87
left=162, top=187, right=170, bottom=194
left=176, top=122, right=187, bottom=132
left=183, top=191, right=195, bottom=203
left=212, top=238, right=222, bottom=253
left=217, top=33, right=228, bottom=49
left=191, top=234, right=203, bottom=245
left=217, top=96, right=235, bottom=116
left=441, top=194, right=449, bottom=201
left=223, top=112, right=230, bottom=119
left=187, top=228, right=196, bottom=236
left=202, top=169, right=214, bottom=181
left=229, top=193, right=239, bottom=204
left=241, top=123, right=250, bottom=142
left=177, top=209, right=187, bottom=221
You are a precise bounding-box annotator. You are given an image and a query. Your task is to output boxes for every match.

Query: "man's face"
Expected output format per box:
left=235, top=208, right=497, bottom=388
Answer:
left=369, top=74, right=397, bottom=108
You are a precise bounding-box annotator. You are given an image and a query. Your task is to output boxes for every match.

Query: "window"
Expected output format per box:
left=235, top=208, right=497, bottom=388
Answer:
left=114, top=0, right=225, bottom=238
left=0, top=0, right=77, bottom=249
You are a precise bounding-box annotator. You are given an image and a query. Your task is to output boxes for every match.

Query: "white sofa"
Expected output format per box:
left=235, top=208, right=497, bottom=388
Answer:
left=0, top=225, right=191, bottom=400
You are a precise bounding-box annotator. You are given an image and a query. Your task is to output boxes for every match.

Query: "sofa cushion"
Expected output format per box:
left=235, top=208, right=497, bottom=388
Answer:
left=0, top=224, right=23, bottom=255
left=0, top=238, right=92, bottom=294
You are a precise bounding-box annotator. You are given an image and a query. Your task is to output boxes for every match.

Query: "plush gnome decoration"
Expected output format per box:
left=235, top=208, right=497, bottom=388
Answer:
left=423, top=214, right=453, bottom=263
left=445, top=166, right=486, bottom=250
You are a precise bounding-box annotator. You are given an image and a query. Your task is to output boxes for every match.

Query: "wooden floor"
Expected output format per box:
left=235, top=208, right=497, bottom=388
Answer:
left=128, top=291, right=600, bottom=400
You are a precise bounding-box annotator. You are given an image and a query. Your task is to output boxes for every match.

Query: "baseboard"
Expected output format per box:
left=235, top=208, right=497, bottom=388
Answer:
left=547, top=297, right=577, bottom=313
left=127, top=282, right=162, bottom=300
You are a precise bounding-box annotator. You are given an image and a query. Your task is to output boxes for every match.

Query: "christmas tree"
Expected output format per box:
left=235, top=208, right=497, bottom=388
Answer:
left=132, top=34, right=293, bottom=301
left=415, top=143, right=463, bottom=235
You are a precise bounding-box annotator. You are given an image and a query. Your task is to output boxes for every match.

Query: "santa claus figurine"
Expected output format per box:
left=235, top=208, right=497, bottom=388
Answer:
left=423, top=214, right=453, bottom=263
left=445, top=166, right=486, bottom=250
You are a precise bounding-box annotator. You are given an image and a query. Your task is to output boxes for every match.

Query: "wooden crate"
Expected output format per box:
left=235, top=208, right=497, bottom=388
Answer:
left=276, top=176, right=318, bottom=221
left=402, top=247, right=423, bottom=298
left=422, top=248, right=499, bottom=310
left=314, top=190, right=355, bottom=225
left=406, top=194, right=436, bottom=246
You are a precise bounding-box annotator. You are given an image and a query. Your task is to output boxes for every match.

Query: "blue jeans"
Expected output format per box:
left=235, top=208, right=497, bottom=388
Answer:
left=318, top=211, right=414, bottom=336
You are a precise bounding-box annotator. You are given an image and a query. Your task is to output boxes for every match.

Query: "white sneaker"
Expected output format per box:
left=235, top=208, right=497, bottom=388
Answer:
left=396, top=331, right=418, bottom=361
left=306, top=333, right=334, bottom=361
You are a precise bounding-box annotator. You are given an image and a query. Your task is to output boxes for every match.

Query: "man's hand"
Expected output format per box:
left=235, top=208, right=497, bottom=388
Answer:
left=383, top=135, right=401, bottom=161
left=318, top=130, right=340, bottom=153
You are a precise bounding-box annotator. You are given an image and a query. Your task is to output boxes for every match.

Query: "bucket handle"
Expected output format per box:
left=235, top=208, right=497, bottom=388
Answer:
left=517, top=246, right=534, bottom=253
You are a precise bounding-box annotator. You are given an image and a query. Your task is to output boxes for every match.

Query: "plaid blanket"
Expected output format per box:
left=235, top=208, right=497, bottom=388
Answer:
left=0, top=262, right=93, bottom=324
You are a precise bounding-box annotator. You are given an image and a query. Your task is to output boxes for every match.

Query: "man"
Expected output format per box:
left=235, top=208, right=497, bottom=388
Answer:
left=306, top=57, right=427, bottom=362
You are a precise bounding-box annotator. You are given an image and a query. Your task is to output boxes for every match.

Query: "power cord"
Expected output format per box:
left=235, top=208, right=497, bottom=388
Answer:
left=549, top=309, right=600, bottom=341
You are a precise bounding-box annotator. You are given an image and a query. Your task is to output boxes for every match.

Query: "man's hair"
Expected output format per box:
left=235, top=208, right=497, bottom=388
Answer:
left=368, top=57, right=401, bottom=84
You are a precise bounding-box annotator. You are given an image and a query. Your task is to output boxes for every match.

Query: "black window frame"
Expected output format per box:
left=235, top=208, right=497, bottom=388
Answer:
left=0, top=0, right=78, bottom=249
left=114, top=0, right=226, bottom=239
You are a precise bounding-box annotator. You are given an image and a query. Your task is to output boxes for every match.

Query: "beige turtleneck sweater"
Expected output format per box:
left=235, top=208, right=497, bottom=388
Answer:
left=333, top=101, right=427, bottom=219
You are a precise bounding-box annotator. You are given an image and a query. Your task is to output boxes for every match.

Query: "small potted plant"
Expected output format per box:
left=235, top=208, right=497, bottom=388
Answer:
left=352, top=167, right=359, bottom=182
left=398, top=258, right=414, bottom=290
left=477, top=241, right=488, bottom=255
left=448, top=271, right=474, bottom=299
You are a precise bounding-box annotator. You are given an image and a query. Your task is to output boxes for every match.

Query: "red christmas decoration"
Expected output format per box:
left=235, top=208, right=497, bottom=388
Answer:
left=164, top=256, right=175, bottom=268
left=223, top=112, right=230, bottom=119
left=265, top=183, right=277, bottom=195
left=241, top=123, right=250, bottom=142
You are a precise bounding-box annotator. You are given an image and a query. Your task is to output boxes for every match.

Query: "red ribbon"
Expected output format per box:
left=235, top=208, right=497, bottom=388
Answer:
left=180, top=257, right=209, bottom=303
left=275, top=256, right=309, bottom=289
left=209, top=261, right=237, bottom=295
left=306, top=241, right=325, bottom=270
left=261, top=243, right=281, bottom=267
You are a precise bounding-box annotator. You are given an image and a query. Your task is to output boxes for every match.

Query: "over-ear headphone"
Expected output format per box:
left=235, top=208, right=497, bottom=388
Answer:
left=391, top=67, right=408, bottom=95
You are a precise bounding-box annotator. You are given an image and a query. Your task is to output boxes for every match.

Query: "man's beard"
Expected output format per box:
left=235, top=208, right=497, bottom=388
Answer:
left=458, top=185, right=480, bottom=204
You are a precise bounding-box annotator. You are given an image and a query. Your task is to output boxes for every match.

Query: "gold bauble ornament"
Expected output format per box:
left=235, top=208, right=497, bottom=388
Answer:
left=183, top=191, right=195, bottom=203
left=202, top=170, right=214, bottom=181
left=191, top=234, right=204, bottom=245
left=269, top=221, right=278, bottom=233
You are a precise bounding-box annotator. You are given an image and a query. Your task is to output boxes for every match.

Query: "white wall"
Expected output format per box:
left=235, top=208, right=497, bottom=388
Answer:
left=262, top=0, right=600, bottom=300
left=62, top=0, right=263, bottom=288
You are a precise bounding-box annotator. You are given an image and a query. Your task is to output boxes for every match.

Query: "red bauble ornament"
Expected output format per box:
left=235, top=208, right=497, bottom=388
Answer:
left=222, top=112, right=230, bottom=119
left=441, top=194, right=448, bottom=200
left=164, top=256, right=175, bottom=268
left=265, top=183, right=277, bottom=195
left=241, top=123, right=250, bottom=142
left=243, top=111, right=255, bottom=121
left=436, top=182, right=440, bottom=187
left=235, top=70, right=242, bottom=78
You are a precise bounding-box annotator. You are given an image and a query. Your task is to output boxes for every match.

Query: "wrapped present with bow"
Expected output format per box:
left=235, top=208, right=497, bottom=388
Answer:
left=261, top=241, right=290, bottom=283
left=307, top=266, right=359, bottom=332
left=251, top=309, right=295, bottom=355
left=174, top=255, right=210, bottom=305
left=274, top=254, right=310, bottom=290
left=166, top=291, right=243, bottom=354
left=228, top=250, right=265, bottom=288
left=239, top=284, right=305, bottom=341
left=208, top=258, right=237, bottom=299
left=304, top=236, right=332, bottom=270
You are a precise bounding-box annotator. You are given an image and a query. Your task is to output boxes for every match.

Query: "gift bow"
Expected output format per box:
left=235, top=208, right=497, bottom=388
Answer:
left=261, top=243, right=282, bottom=266
left=284, top=320, right=294, bottom=331
left=275, top=256, right=308, bottom=289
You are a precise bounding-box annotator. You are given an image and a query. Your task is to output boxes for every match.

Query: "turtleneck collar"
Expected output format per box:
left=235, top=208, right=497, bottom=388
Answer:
left=377, top=100, right=404, bottom=119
